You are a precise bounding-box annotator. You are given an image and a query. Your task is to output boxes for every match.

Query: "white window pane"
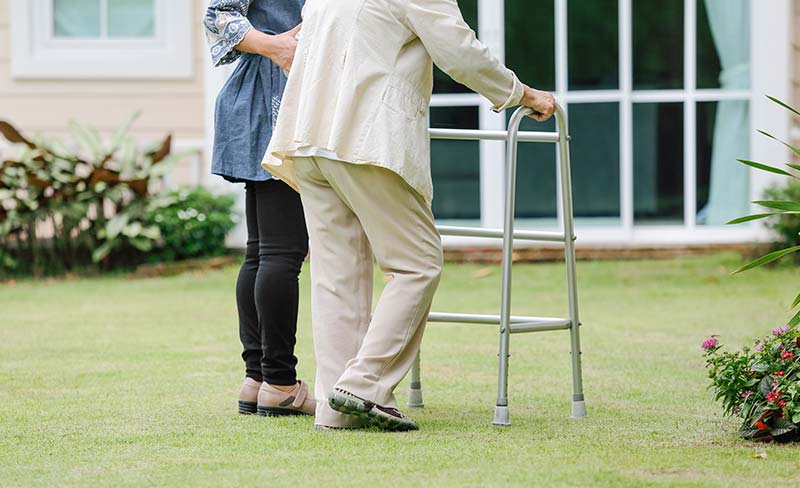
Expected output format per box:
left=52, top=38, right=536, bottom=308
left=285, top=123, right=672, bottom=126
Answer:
left=506, top=0, right=555, bottom=91
left=53, top=0, right=101, bottom=38
left=512, top=113, right=557, bottom=224
left=632, top=0, right=683, bottom=90
left=430, top=107, right=481, bottom=220
left=108, top=0, right=155, bottom=38
left=568, top=0, right=619, bottom=91
left=570, top=103, right=621, bottom=222
left=633, top=103, right=684, bottom=225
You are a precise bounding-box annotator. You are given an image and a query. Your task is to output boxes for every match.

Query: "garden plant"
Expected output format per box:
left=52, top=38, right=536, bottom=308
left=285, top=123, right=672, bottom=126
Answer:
left=0, top=114, right=236, bottom=276
left=704, top=96, right=800, bottom=441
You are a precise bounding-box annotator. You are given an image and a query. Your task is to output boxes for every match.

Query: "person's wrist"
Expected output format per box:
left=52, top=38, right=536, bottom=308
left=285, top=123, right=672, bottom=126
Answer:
left=521, top=87, right=536, bottom=107
left=257, top=34, right=277, bottom=59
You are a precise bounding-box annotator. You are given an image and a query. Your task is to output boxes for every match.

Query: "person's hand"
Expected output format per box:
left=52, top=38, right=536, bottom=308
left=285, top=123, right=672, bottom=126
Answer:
left=520, top=86, right=557, bottom=122
left=264, top=24, right=302, bottom=71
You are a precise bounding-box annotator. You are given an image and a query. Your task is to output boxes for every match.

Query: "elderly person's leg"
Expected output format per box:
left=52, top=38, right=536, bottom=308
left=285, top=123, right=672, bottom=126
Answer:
left=293, top=157, right=374, bottom=429
left=295, top=156, right=442, bottom=430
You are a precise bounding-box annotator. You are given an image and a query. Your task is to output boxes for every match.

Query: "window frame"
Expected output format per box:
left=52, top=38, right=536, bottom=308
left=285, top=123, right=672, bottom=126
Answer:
left=432, top=0, right=792, bottom=247
left=9, top=0, right=192, bottom=79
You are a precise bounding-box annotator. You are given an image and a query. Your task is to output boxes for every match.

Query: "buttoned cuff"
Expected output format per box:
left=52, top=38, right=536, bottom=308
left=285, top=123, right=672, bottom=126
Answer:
left=491, top=74, right=525, bottom=113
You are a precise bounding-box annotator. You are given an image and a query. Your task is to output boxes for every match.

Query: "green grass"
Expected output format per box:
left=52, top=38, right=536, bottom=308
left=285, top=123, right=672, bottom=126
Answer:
left=2, top=252, right=800, bottom=487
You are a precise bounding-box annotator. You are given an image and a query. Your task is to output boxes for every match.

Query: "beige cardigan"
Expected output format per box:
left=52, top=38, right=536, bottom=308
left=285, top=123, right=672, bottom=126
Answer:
left=262, top=0, right=524, bottom=204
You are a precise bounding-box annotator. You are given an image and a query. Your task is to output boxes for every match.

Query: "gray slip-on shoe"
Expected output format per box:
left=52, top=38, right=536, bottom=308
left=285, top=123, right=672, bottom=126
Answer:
left=328, top=388, right=418, bottom=431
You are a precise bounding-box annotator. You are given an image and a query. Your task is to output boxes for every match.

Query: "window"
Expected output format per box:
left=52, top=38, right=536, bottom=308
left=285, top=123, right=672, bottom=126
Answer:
left=430, top=0, right=764, bottom=239
left=431, top=107, right=482, bottom=221
left=10, top=0, right=192, bottom=79
left=53, top=0, right=156, bottom=39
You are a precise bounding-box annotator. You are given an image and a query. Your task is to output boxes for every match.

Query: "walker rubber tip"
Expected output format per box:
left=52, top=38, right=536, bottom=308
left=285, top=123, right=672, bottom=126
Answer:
left=571, top=400, right=587, bottom=418
left=492, top=405, right=510, bottom=426
left=407, top=388, right=424, bottom=408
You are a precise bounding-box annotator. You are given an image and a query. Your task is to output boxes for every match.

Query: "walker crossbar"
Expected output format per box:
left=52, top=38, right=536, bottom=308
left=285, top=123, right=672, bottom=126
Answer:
left=429, top=128, right=560, bottom=143
left=408, top=105, right=587, bottom=424
left=428, top=312, right=568, bottom=326
left=437, top=225, right=567, bottom=242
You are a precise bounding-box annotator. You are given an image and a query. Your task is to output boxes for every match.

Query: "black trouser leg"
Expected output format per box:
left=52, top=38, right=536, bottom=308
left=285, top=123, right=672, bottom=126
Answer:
left=236, top=179, right=308, bottom=386
left=236, top=183, right=263, bottom=382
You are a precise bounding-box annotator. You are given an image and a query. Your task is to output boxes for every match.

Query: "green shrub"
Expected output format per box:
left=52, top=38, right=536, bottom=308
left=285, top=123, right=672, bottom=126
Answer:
left=763, top=181, right=800, bottom=255
left=0, top=113, right=236, bottom=277
left=145, top=188, right=239, bottom=262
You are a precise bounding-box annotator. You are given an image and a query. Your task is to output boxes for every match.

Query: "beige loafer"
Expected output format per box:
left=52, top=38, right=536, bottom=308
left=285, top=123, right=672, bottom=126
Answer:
left=238, top=377, right=262, bottom=415
left=257, top=380, right=316, bottom=417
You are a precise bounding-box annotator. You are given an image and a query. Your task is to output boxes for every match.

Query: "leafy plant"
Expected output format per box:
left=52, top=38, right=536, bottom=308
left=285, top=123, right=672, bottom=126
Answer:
left=762, top=181, right=800, bottom=259
left=727, top=96, right=800, bottom=325
left=0, top=113, right=183, bottom=276
left=144, top=187, right=238, bottom=262
left=703, top=326, right=800, bottom=442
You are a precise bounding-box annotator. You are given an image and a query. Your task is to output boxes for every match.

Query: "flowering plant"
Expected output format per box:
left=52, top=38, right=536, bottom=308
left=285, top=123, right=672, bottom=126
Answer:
left=703, top=325, right=800, bottom=442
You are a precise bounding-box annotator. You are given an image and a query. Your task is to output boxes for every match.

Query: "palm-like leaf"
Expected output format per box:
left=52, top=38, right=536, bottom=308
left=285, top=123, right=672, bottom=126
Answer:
left=730, top=96, right=800, bottom=326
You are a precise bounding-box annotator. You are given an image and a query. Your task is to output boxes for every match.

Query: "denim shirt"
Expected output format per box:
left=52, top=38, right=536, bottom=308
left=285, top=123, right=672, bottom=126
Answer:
left=204, top=0, right=304, bottom=182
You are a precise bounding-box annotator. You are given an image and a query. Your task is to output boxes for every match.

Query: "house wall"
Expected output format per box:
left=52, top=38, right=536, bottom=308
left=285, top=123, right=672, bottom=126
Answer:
left=0, top=0, right=210, bottom=186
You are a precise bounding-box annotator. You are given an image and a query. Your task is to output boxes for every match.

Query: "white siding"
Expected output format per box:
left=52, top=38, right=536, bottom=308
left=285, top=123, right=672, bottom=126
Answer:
left=0, top=0, right=209, bottom=186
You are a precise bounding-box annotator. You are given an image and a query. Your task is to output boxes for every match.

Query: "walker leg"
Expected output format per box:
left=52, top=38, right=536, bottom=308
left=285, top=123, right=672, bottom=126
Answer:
left=492, top=327, right=511, bottom=426
left=556, top=109, right=587, bottom=419
left=407, top=349, right=424, bottom=408
left=492, top=109, right=526, bottom=427
left=493, top=405, right=510, bottom=426
left=565, top=231, right=586, bottom=420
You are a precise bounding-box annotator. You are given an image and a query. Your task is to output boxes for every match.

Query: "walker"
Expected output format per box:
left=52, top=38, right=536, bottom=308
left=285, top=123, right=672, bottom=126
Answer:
left=409, top=105, right=586, bottom=425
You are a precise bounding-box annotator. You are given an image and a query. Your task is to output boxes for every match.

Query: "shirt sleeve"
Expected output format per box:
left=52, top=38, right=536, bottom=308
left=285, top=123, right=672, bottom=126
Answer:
left=403, top=0, right=524, bottom=112
left=204, top=0, right=254, bottom=67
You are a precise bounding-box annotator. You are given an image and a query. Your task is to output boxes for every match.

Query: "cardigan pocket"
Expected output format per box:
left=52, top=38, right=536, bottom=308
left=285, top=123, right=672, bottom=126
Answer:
left=355, top=77, right=428, bottom=181
left=381, top=81, right=427, bottom=120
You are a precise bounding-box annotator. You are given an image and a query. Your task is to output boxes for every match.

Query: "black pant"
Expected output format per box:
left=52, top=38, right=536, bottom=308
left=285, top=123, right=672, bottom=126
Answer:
left=236, top=179, right=308, bottom=385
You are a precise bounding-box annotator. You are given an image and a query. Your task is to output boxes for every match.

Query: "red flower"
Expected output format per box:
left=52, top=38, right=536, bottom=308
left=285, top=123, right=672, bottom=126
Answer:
left=756, top=421, right=768, bottom=431
left=775, top=371, right=785, bottom=376
left=766, top=390, right=783, bottom=404
left=781, top=351, right=794, bottom=360
left=779, top=400, right=787, bottom=407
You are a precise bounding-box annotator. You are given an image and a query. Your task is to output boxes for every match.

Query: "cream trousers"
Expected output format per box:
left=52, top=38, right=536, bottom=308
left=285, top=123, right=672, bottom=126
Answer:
left=293, top=156, right=443, bottom=428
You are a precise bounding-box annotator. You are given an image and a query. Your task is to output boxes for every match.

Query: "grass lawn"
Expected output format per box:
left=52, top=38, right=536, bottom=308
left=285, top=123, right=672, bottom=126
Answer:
left=2, top=252, right=800, bottom=487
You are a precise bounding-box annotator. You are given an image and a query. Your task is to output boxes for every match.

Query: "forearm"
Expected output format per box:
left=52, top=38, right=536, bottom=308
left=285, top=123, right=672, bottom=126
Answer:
left=234, top=28, right=278, bottom=59
left=233, top=25, right=300, bottom=71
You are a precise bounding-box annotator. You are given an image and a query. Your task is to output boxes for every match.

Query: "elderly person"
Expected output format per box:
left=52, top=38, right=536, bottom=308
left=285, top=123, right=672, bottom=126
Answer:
left=263, top=0, right=556, bottom=431
left=204, top=0, right=315, bottom=417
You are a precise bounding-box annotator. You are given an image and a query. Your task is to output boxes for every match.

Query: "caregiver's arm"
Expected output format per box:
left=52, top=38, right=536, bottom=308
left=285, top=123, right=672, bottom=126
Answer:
left=405, top=0, right=556, bottom=122
left=235, top=25, right=301, bottom=71
left=204, top=0, right=300, bottom=70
